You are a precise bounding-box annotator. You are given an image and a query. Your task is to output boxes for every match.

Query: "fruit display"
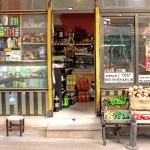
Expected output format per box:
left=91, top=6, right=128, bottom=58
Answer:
left=103, top=95, right=129, bottom=107
left=132, top=112, right=150, bottom=120
left=125, top=85, right=150, bottom=98
left=105, top=111, right=131, bottom=120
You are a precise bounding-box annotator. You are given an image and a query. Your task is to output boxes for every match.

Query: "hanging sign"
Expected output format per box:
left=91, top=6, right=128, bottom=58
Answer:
left=104, top=72, right=134, bottom=83
left=8, top=93, right=18, bottom=105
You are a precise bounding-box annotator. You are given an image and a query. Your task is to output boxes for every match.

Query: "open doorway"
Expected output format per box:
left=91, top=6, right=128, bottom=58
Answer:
left=52, top=13, right=96, bottom=118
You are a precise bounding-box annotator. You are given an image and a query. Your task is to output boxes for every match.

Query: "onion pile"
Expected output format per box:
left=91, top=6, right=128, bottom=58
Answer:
left=125, top=86, right=150, bottom=98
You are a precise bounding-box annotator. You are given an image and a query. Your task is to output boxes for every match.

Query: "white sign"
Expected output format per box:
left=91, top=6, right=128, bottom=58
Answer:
left=138, top=75, right=150, bottom=83
left=104, top=72, right=134, bottom=83
left=105, top=73, right=119, bottom=83
left=119, top=72, right=134, bottom=82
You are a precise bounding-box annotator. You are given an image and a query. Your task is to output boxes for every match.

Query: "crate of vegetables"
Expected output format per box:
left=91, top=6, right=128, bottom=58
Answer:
left=104, top=110, right=131, bottom=123
left=132, top=111, right=150, bottom=123
left=102, top=95, right=129, bottom=111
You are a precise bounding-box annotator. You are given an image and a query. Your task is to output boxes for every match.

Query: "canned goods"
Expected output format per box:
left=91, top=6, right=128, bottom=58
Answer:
left=16, top=18, right=19, bottom=25
left=9, top=17, right=13, bottom=25
left=13, top=18, right=17, bottom=25
left=6, top=27, right=10, bottom=36
left=3, top=28, right=7, bottom=36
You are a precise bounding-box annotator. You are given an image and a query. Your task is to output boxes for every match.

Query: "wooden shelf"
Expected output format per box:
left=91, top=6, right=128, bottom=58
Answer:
left=22, top=42, right=47, bottom=45
left=21, top=27, right=46, bottom=29
left=21, top=60, right=46, bottom=62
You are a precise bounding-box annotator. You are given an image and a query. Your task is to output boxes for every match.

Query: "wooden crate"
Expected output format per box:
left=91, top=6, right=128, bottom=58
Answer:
left=104, top=110, right=131, bottom=123
left=102, top=95, right=129, bottom=111
left=130, top=97, right=150, bottom=111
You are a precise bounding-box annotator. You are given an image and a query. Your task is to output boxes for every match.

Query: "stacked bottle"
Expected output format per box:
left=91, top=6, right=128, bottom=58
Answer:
left=65, top=74, right=77, bottom=105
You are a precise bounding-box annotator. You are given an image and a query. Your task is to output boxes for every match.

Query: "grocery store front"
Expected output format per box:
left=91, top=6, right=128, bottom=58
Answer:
left=0, top=0, right=101, bottom=118
left=99, top=0, right=150, bottom=114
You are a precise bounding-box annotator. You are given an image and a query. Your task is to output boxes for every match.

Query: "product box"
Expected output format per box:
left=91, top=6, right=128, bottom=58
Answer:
left=0, top=51, right=5, bottom=61
left=5, top=50, right=20, bottom=61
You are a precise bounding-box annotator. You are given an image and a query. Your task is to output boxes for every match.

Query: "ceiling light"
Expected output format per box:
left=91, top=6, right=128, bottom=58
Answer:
left=68, top=7, right=73, bottom=10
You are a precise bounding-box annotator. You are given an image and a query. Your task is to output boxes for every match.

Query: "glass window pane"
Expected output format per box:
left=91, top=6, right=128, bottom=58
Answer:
left=0, top=0, right=47, bottom=11
left=138, top=17, right=150, bottom=83
left=103, top=17, right=135, bottom=84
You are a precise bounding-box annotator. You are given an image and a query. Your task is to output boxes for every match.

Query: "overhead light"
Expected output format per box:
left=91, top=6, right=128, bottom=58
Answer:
left=104, top=44, right=126, bottom=47
left=68, top=7, right=73, bottom=10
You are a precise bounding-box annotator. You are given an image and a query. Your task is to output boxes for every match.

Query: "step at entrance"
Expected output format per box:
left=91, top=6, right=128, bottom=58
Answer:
left=46, top=118, right=102, bottom=139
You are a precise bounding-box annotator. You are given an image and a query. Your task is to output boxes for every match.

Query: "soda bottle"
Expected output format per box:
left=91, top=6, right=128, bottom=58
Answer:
left=63, top=94, right=69, bottom=108
left=54, top=96, right=60, bottom=112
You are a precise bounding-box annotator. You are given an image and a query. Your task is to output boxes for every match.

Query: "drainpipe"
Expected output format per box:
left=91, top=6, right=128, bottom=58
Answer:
left=46, top=0, right=53, bottom=117
left=95, top=0, right=100, bottom=115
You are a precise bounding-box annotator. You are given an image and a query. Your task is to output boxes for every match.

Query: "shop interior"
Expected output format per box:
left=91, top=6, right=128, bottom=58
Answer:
left=52, top=13, right=96, bottom=118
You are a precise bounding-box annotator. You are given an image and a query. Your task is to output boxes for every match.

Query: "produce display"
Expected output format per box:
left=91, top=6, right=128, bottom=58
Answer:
left=125, top=85, right=150, bottom=98
left=132, top=112, right=150, bottom=120
left=103, top=95, right=129, bottom=107
left=105, top=111, right=131, bottom=120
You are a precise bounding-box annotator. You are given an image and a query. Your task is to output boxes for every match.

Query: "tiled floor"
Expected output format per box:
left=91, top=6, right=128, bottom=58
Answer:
left=53, top=101, right=96, bottom=119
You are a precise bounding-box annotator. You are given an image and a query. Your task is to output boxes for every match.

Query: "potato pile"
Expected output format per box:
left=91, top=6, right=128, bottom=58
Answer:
left=125, top=85, right=150, bottom=98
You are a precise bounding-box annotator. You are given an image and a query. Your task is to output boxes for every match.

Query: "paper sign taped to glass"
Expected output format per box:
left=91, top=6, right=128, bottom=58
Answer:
left=8, top=93, right=18, bottom=105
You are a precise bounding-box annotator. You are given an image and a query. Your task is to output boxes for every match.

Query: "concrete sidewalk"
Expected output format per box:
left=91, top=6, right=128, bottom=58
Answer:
left=0, top=125, right=150, bottom=150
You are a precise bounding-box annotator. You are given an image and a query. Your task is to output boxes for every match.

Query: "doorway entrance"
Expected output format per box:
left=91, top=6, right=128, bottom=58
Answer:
left=52, top=13, right=96, bottom=118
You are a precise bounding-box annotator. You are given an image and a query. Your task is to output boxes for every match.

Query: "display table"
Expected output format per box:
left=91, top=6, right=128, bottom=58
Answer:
left=6, top=116, right=25, bottom=137
left=100, top=116, right=131, bottom=145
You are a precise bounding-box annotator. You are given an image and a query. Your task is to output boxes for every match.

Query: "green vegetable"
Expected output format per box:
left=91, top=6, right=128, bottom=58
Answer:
left=113, top=111, right=130, bottom=119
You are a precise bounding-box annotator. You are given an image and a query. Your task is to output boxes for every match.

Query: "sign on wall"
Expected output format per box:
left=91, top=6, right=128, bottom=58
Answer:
left=8, top=93, right=18, bottom=105
left=104, top=72, right=134, bottom=83
left=138, top=75, right=150, bottom=83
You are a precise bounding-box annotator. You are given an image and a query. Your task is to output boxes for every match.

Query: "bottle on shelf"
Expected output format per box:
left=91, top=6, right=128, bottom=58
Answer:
left=54, top=95, right=60, bottom=112
left=63, top=94, right=69, bottom=108
left=72, top=75, right=76, bottom=85
left=69, top=75, right=73, bottom=85
left=59, top=27, right=64, bottom=37
left=66, top=75, right=70, bottom=85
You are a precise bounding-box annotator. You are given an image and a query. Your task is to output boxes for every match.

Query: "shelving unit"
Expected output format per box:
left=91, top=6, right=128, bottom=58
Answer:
left=0, top=13, right=48, bottom=89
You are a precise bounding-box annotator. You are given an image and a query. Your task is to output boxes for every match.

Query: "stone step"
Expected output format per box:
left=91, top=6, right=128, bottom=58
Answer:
left=46, top=118, right=102, bottom=139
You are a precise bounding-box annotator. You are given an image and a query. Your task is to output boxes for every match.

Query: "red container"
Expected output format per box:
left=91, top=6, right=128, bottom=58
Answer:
left=11, top=27, right=15, bottom=37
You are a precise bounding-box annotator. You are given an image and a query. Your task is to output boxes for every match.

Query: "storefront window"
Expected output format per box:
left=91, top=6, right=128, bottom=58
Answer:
left=103, top=17, right=135, bottom=84
left=0, top=13, right=47, bottom=89
left=138, top=17, right=150, bottom=83
left=0, top=0, right=47, bottom=11
left=100, top=0, right=149, bottom=9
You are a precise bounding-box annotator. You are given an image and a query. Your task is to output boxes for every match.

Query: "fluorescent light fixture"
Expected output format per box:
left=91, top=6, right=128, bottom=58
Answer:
left=104, top=44, right=126, bottom=47
left=68, top=7, right=73, bottom=10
